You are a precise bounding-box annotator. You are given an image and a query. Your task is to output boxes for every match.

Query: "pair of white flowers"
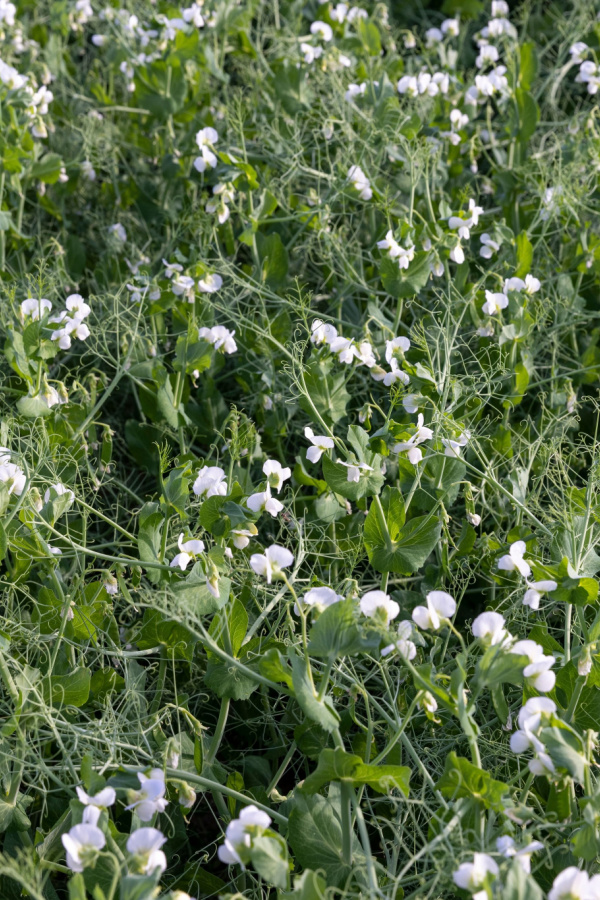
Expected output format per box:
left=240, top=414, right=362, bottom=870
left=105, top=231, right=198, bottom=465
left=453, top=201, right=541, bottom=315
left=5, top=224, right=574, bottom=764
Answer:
left=397, top=71, right=449, bottom=97
left=347, top=165, right=372, bottom=200
left=198, top=324, right=237, bottom=354
left=393, top=413, right=433, bottom=466
left=206, top=182, right=235, bottom=224
left=509, top=697, right=558, bottom=777
left=471, top=612, right=556, bottom=692
left=63, top=824, right=167, bottom=876
left=377, top=231, right=415, bottom=270
left=246, top=460, right=290, bottom=517
left=497, top=540, right=558, bottom=610
left=193, top=125, right=219, bottom=172
left=218, top=804, right=271, bottom=868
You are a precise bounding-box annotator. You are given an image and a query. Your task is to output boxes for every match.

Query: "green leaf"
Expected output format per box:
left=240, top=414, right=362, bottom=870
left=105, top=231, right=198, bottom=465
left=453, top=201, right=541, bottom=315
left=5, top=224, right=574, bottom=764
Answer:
left=43, top=667, right=91, bottom=708
left=321, top=454, right=383, bottom=502
left=250, top=834, right=289, bottom=889
left=136, top=609, right=198, bottom=662
left=283, top=869, right=328, bottom=900
left=303, top=747, right=411, bottom=796
left=257, top=232, right=289, bottom=288
left=436, top=752, right=509, bottom=811
left=308, top=598, right=379, bottom=659
left=137, top=502, right=164, bottom=584
left=519, top=42, right=538, bottom=91
left=364, top=509, right=441, bottom=575
left=299, top=357, right=350, bottom=426
left=0, top=522, right=6, bottom=563
left=259, top=647, right=293, bottom=688
left=515, top=232, right=534, bottom=278
left=541, top=726, right=585, bottom=782
left=380, top=252, right=431, bottom=298
left=291, top=655, right=340, bottom=733
left=30, top=153, right=63, bottom=184
left=516, top=89, right=539, bottom=143
left=356, top=19, right=381, bottom=56
left=119, top=872, right=162, bottom=900
left=288, top=791, right=360, bottom=888
left=69, top=874, right=87, bottom=900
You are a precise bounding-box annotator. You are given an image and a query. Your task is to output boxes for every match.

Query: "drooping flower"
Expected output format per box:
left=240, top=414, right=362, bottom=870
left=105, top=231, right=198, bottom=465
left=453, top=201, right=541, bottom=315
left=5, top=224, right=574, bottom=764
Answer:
left=170, top=533, right=205, bottom=571
left=295, top=586, right=343, bottom=616
left=548, top=867, right=600, bottom=900
left=310, top=319, right=338, bottom=346
left=337, top=460, right=373, bottom=483
left=250, top=544, right=294, bottom=583
left=452, top=853, right=499, bottom=895
left=497, top=540, right=531, bottom=578
left=62, top=823, right=106, bottom=873
left=310, top=20, right=333, bottom=41
left=0, top=462, right=26, bottom=496
left=127, top=827, right=167, bottom=875
left=197, top=273, right=223, bottom=293
left=442, top=430, right=469, bottom=458
left=304, top=427, right=335, bottom=463
left=495, top=836, right=544, bottom=874
left=359, top=590, right=400, bottom=625
left=76, top=786, right=117, bottom=810
left=347, top=165, right=372, bottom=200
left=479, top=233, right=500, bottom=258
left=482, top=290, right=509, bottom=315
left=263, top=460, right=291, bottom=494
left=522, top=580, right=557, bottom=610
left=510, top=640, right=556, bottom=692
left=125, top=769, right=168, bottom=821
left=218, top=805, right=272, bottom=868
left=193, top=126, right=219, bottom=173
left=393, top=414, right=433, bottom=465
left=471, top=611, right=509, bottom=646
left=381, top=620, right=417, bottom=659
left=198, top=324, right=237, bottom=354
left=193, top=466, right=228, bottom=499
left=246, top=485, right=284, bottom=518
left=20, top=297, right=52, bottom=321
left=412, top=591, right=456, bottom=631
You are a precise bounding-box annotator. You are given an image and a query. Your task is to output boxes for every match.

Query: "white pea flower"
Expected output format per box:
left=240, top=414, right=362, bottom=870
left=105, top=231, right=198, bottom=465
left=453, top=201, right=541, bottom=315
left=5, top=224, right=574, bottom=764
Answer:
left=491, top=0, right=509, bottom=14
left=548, top=867, right=600, bottom=900
left=382, top=359, right=410, bottom=387
left=330, top=3, right=348, bottom=22
left=328, top=336, right=360, bottom=364
left=163, top=259, right=184, bottom=279
left=420, top=691, right=438, bottom=714
left=522, top=579, right=557, bottom=610
left=170, top=533, right=205, bottom=571
left=442, top=430, right=469, bottom=458
left=496, top=836, right=544, bottom=874
left=453, top=853, right=499, bottom=894
left=171, top=274, right=195, bottom=298
left=305, top=426, right=335, bottom=463
left=357, top=341, right=376, bottom=367
left=510, top=697, right=556, bottom=755
left=250, top=544, right=294, bottom=583
left=231, top=528, right=256, bottom=550
left=412, top=591, right=456, bottom=631
left=182, top=1, right=205, bottom=27
left=482, top=290, right=509, bottom=315
left=198, top=325, right=237, bottom=354
left=62, top=823, right=106, bottom=873
left=44, top=483, right=75, bottom=505
left=578, top=648, right=593, bottom=678
left=0, top=462, right=26, bottom=496
left=471, top=611, right=509, bottom=646
left=510, top=640, right=556, bottom=693
left=302, top=43, right=323, bottom=64
left=441, top=18, right=459, bottom=36
left=20, top=297, right=52, bottom=320
left=498, top=540, right=531, bottom=578
left=480, top=233, right=500, bottom=258
left=381, top=619, right=417, bottom=659
left=397, top=75, right=418, bottom=96
left=448, top=215, right=472, bottom=241
left=197, top=273, right=223, bottom=293
left=247, top=485, right=284, bottom=518
left=76, top=786, right=116, bottom=809
left=345, top=82, right=366, bottom=101
left=359, top=590, right=400, bottom=625
left=403, top=394, right=420, bottom=414
left=449, top=244, right=465, bottom=264
left=310, top=20, right=333, bottom=41
left=127, top=828, right=167, bottom=875
left=467, top=512, right=481, bottom=526
left=108, top=223, right=127, bottom=242
left=125, top=769, right=168, bottom=821
left=425, top=27, right=443, bottom=46
left=193, top=466, right=228, bottom=499
left=393, top=413, right=433, bottom=465
left=311, top=319, right=338, bottom=345
left=570, top=42, right=588, bottom=63
left=206, top=182, right=235, bottom=223
left=347, top=165, right=372, bottom=200
left=385, top=336, right=410, bottom=364
left=193, top=126, right=219, bottom=173
left=476, top=43, right=500, bottom=69
left=103, top=574, right=118, bottom=596
left=218, top=805, right=272, bottom=868
left=263, top=459, right=291, bottom=494
left=295, top=586, right=343, bottom=615
left=337, top=460, right=373, bottom=483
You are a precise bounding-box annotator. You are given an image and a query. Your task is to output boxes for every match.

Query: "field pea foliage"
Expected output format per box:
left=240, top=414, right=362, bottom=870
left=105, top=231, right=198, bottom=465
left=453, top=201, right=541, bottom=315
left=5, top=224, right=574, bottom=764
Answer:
left=3, top=0, right=600, bottom=898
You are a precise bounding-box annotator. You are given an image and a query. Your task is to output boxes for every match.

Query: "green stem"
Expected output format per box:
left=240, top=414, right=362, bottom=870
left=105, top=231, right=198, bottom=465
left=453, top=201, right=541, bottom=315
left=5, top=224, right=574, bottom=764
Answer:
left=149, top=646, right=168, bottom=716
left=206, top=697, right=230, bottom=765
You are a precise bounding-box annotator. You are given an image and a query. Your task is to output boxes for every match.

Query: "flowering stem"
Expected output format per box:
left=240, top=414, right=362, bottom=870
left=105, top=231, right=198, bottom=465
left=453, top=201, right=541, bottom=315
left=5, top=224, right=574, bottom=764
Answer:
left=565, top=675, right=585, bottom=722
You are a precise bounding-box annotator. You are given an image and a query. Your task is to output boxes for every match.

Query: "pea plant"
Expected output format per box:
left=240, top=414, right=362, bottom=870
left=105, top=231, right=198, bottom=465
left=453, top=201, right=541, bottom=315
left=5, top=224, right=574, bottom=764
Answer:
left=1, top=0, right=600, bottom=898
